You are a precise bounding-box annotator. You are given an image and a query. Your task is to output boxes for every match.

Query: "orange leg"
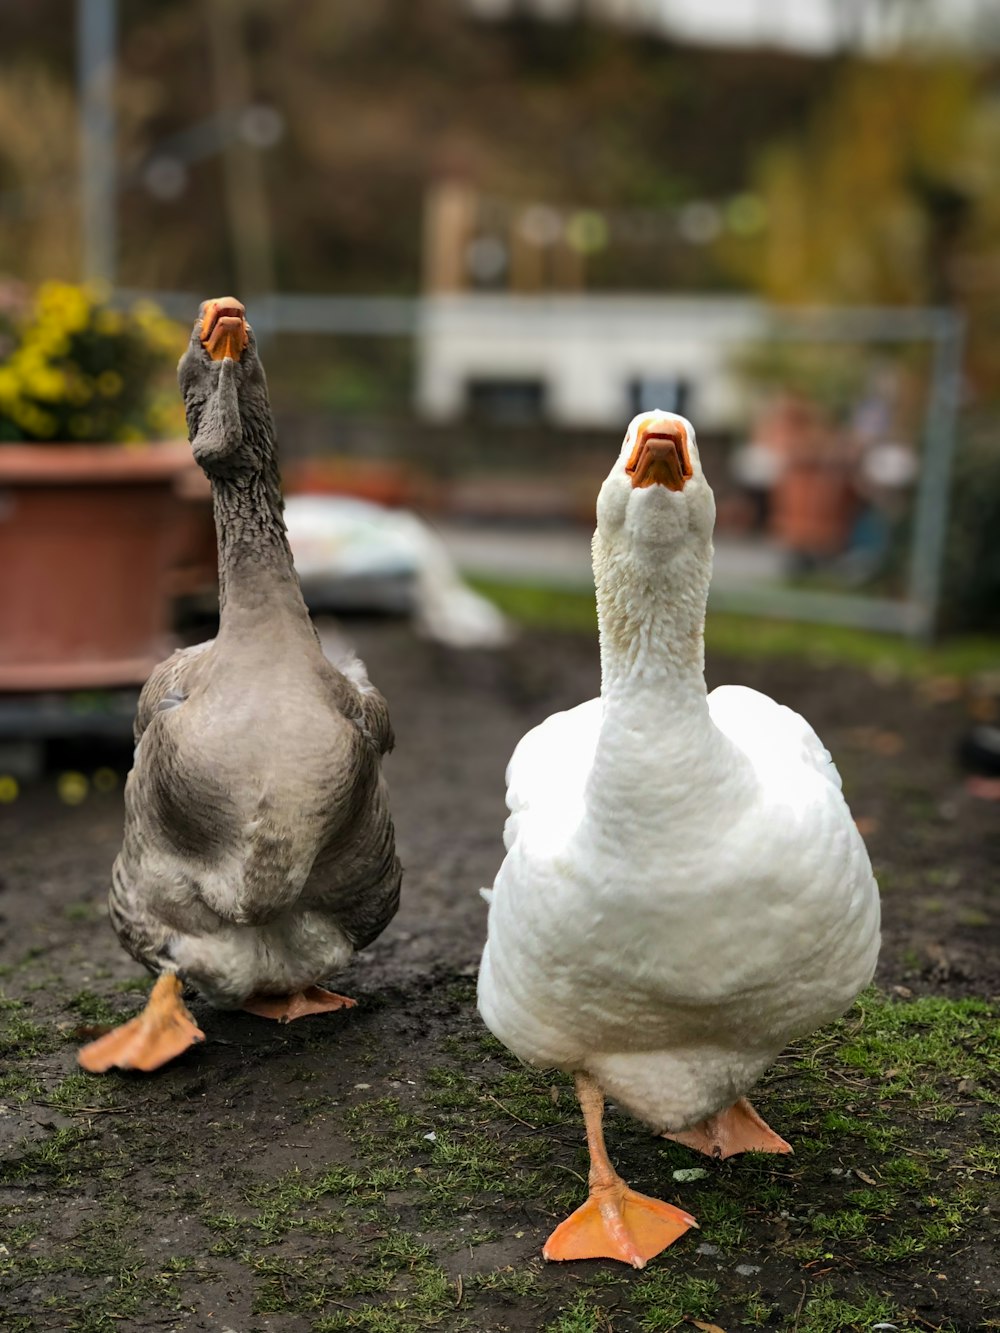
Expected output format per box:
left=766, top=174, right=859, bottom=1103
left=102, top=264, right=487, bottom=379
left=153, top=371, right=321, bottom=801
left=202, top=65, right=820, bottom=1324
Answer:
left=78, top=974, right=205, bottom=1074
left=544, top=1072, right=697, bottom=1269
left=242, top=986, right=356, bottom=1023
left=663, top=1096, right=792, bottom=1160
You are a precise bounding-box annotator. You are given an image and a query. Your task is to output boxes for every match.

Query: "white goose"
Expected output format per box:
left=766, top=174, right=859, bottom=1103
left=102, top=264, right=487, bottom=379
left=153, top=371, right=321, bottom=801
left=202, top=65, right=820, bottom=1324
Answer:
left=477, top=410, right=880, bottom=1269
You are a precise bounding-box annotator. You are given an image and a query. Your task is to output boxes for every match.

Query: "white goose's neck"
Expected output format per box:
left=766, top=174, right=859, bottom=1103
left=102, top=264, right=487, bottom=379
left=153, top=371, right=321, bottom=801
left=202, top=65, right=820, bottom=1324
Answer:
left=588, top=535, right=723, bottom=806
left=596, top=538, right=711, bottom=703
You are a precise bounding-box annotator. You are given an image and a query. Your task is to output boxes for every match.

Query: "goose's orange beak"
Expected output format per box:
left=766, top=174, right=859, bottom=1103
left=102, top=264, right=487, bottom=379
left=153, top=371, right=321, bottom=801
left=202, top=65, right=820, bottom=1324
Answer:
left=200, top=296, right=249, bottom=362
left=626, top=421, right=692, bottom=492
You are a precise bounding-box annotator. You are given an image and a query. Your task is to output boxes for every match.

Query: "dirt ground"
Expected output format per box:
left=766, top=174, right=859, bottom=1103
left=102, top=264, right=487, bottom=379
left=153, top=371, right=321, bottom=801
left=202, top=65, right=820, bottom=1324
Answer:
left=1, top=620, right=997, bottom=1333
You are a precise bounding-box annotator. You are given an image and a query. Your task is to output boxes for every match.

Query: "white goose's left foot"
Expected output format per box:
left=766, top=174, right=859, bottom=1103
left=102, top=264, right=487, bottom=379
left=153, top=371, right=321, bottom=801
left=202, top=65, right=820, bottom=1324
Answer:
left=243, top=986, right=357, bottom=1023
left=663, top=1096, right=792, bottom=1159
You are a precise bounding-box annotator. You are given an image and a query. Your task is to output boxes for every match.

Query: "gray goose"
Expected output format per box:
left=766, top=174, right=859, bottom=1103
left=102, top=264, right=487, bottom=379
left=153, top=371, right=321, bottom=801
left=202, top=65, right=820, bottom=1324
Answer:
left=80, top=298, right=401, bottom=1073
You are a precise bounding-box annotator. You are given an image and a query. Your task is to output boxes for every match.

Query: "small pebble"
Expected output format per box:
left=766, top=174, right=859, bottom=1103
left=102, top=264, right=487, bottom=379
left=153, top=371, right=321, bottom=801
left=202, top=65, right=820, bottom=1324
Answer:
left=735, top=1263, right=761, bottom=1277
left=695, top=1242, right=719, bottom=1256
left=423, top=1131, right=437, bottom=1142
left=672, top=1167, right=709, bottom=1182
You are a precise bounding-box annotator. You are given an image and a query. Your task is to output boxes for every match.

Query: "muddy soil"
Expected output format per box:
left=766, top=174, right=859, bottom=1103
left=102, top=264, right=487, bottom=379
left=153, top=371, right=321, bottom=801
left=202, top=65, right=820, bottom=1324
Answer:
left=1, top=621, right=997, bottom=1332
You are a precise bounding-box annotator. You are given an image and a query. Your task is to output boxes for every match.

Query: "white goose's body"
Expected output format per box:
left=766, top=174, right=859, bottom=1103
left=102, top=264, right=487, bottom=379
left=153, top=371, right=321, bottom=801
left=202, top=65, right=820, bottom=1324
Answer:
left=480, top=682, right=879, bottom=1131
left=477, top=411, right=879, bottom=1267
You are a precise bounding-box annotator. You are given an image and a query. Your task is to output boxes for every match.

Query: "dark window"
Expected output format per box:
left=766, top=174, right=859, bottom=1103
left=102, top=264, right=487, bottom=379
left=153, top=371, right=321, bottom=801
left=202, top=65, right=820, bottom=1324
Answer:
left=629, top=377, right=689, bottom=418
left=466, top=378, right=546, bottom=426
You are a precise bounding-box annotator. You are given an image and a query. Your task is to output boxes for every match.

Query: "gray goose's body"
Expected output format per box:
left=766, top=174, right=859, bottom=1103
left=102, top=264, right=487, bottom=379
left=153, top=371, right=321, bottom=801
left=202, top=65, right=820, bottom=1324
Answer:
left=108, top=301, right=400, bottom=1011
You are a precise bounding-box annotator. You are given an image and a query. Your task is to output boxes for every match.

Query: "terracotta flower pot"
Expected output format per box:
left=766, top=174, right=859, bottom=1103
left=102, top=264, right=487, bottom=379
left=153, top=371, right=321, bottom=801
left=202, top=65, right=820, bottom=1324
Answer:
left=0, top=442, right=197, bottom=690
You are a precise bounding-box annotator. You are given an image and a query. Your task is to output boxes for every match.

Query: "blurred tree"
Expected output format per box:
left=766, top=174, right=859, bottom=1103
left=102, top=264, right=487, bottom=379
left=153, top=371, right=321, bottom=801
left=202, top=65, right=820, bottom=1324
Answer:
left=720, top=57, right=976, bottom=306
left=719, top=53, right=1000, bottom=398
left=0, top=66, right=79, bottom=281
left=0, top=0, right=834, bottom=294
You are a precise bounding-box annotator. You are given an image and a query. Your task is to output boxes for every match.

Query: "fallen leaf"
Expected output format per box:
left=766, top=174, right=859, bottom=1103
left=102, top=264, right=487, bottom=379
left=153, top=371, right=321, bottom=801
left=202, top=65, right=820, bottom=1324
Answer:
left=855, top=1169, right=878, bottom=1186
left=689, top=1321, right=727, bottom=1333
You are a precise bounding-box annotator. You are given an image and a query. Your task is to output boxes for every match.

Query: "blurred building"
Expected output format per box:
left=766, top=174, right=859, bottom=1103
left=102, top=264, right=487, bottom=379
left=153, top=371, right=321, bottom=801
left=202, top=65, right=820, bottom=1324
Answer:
left=416, top=292, right=764, bottom=429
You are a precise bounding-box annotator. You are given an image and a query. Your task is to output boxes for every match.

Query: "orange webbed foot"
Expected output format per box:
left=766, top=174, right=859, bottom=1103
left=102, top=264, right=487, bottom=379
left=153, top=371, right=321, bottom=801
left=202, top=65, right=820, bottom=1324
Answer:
left=544, top=1180, right=696, bottom=1269
left=663, top=1097, right=792, bottom=1159
left=78, top=974, right=204, bottom=1074
left=242, top=986, right=357, bottom=1023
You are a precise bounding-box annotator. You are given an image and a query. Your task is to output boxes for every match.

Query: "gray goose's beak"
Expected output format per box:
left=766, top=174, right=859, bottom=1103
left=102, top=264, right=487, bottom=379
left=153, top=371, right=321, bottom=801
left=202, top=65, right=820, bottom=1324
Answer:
left=200, top=296, right=249, bottom=362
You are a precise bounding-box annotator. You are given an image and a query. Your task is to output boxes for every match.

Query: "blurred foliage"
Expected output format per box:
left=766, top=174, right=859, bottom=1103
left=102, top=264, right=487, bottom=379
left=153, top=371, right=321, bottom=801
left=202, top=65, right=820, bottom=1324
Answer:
left=0, top=283, right=185, bottom=443
left=0, top=66, right=78, bottom=284
left=720, top=58, right=976, bottom=305
left=721, top=55, right=1000, bottom=399
left=941, top=417, right=1000, bottom=632
left=734, top=342, right=872, bottom=422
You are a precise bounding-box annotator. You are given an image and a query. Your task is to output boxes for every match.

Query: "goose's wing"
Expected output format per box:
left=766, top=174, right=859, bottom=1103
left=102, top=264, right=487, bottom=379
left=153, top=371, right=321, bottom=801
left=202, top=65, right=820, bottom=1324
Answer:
left=502, top=697, right=602, bottom=851
left=133, top=640, right=214, bottom=747
left=708, top=684, right=842, bottom=790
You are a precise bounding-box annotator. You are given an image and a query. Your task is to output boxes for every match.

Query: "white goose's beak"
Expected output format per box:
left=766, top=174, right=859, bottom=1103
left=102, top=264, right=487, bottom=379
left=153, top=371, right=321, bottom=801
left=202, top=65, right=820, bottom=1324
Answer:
left=625, top=417, right=693, bottom=492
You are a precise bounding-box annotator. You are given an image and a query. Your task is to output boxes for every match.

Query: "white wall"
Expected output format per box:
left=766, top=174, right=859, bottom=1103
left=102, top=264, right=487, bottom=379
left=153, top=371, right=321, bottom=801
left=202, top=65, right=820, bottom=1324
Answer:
left=415, top=294, right=767, bottom=429
left=462, top=0, right=1000, bottom=54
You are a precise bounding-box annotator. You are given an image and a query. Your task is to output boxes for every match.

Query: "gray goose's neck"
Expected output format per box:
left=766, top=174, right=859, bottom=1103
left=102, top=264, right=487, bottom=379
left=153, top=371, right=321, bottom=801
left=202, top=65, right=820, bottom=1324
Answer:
left=211, top=449, right=311, bottom=639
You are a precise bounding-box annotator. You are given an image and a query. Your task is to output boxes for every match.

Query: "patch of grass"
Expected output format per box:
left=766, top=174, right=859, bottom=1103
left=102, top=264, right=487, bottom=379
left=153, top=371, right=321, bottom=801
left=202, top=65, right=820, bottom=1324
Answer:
left=632, top=1272, right=720, bottom=1331
left=0, top=997, right=59, bottom=1059
left=63, top=901, right=100, bottom=923
left=46, top=1071, right=118, bottom=1112
left=791, top=1281, right=924, bottom=1332
left=114, top=975, right=151, bottom=994
left=66, top=990, right=121, bottom=1025
left=471, top=579, right=1000, bottom=679
left=271, top=1235, right=460, bottom=1331
left=466, top=1265, right=540, bottom=1297
left=544, top=1293, right=616, bottom=1332
left=742, top=1290, right=778, bottom=1325
left=0, top=1124, right=123, bottom=1189
left=3, top=976, right=993, bottom=1331
left=0, top=1195, right=201, bottom=1331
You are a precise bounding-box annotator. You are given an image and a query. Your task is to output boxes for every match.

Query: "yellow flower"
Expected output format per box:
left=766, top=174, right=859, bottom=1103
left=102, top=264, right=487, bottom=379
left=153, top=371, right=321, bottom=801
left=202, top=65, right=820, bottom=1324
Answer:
left=95, top=308, right=124, bottom=337
left=0, top=366, right=18, bottom=404
left=38, top=281, right=91, bottom=334
left=26, top=365, right=65, bottom=401
left=96, top=370, right=123, bottom=398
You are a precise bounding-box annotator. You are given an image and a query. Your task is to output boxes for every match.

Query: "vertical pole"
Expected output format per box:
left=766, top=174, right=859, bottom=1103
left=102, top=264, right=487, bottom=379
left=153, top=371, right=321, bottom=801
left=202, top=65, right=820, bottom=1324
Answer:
left=906, top=310, right=965, bottom=640
left=77, top=0, right=117, bottom=287
left=205, top=0, right=277, bottom=310
left=422, top=181, right=475, bottom=294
